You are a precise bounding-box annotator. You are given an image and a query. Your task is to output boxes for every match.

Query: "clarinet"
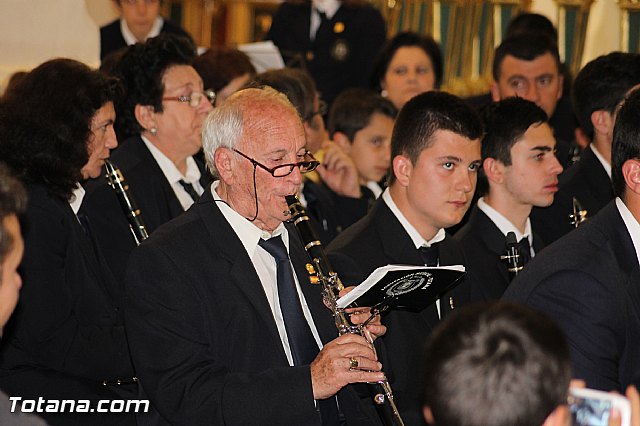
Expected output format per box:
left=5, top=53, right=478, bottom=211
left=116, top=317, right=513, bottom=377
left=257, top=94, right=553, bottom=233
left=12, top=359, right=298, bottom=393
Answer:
left=500, top=231, right=523, bottom=281
left=569, top=197, right=588, bottom=228
left=285, top=195, right=405, bottom=426
left=104, top=160, right=149, bottom=245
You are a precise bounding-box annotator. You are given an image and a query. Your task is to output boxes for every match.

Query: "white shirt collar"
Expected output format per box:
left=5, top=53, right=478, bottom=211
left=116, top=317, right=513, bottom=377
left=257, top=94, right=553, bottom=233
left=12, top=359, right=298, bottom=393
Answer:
left=615, top=197, right=640, bottom=269
left=211, top=181, right=289, bottom=258
left=382, top=188, right=445, bottom=249
left=120, top=16, right=163, bottom=45
left=141, top=135, right=202, bottom=186
left=477, top=197, right=533, bottom=246
left=312, top=0, right=340, bottom=17
left=366, top=181, right=383, bottom=199
left=590, top=144, right=612, bottom=179
left=69, top=184, right=85, bottom=215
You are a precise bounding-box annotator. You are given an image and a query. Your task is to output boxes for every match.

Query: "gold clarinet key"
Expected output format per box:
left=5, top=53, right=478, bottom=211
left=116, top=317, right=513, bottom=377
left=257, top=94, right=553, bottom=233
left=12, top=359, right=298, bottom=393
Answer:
left=449, top=297, right=455, bottom=310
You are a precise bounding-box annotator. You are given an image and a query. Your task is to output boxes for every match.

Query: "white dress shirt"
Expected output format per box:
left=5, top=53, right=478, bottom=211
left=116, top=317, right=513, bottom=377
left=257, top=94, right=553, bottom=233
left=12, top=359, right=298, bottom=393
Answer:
left=309, top=0, right=340, bottom=40
left=590, top=144, right=612, bottom=179
left=382, top=188, right=445, bottom=317
left=141, top=135, right=203, bottom=210
left=477, top=197, right=535, bottom=259
left=211, top=182, right=323, bottom=366
left=616, top=197, right=640, bottom=268
left=120, top=16, right=163, bottom=45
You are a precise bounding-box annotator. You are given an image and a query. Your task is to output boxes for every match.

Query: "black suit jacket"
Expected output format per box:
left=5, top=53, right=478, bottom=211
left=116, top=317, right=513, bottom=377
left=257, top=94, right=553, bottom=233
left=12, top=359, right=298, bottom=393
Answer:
left=503, top=201, right=640, bottom=392
left=266, top=2, right=386, bottom=106
left=0, top=184, right=135, bottom=425
left=99, top=18, right=193, bottom=60
left=455, top=207, right=545, bottom=300
left=326, top=198, right=476, bottom=426
left=124, top=188, right=382, bottom=426
left=531, top=146, right=614, bottom=244
left=83, top=136, right=211, bottom=283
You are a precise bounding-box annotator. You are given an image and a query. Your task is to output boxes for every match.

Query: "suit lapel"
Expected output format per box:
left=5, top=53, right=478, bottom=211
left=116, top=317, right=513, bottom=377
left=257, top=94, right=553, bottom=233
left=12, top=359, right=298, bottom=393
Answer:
left=472, top=208, right=512, bottom=288
left=196, top=190, right=284, bottom=355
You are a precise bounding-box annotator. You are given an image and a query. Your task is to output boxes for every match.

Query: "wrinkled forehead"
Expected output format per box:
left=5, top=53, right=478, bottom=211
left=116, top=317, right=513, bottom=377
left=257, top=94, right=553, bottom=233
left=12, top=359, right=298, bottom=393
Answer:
left=240, top=103, right=306, bottom=153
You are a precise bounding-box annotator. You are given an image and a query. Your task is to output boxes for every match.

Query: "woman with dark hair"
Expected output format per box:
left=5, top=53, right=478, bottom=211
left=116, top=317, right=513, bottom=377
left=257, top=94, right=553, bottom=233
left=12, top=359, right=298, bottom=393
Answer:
left=193, top=46, right=256, bottom=106
left=83, top=33, right=213, bottom=283
left=371, top=31, right=443, bottom=110
left=0, top=58, right=136, bottom=425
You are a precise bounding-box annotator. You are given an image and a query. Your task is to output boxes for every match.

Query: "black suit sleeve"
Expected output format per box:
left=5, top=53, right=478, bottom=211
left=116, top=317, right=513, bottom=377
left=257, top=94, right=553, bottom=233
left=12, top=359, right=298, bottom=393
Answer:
left=125, top=243, right=319, bottom=426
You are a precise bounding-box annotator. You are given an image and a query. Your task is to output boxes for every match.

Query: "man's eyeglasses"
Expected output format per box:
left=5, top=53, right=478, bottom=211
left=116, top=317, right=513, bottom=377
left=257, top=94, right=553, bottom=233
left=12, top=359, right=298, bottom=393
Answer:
left=233, top=149, right=320, bottom=177
left=303, top=100, right=327, bottom=121
left=163, top=90, right=216, bottom=108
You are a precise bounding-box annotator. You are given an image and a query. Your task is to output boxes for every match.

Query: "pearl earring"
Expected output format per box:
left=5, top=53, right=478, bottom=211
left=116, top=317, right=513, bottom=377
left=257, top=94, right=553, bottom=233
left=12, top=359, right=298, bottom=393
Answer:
left=149, top=127, right=157, bottom=136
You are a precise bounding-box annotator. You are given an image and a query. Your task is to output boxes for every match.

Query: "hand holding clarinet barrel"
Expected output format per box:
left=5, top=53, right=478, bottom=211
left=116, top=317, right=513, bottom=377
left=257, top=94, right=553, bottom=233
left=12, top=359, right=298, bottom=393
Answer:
left=287, top=195, right=405, bottom=425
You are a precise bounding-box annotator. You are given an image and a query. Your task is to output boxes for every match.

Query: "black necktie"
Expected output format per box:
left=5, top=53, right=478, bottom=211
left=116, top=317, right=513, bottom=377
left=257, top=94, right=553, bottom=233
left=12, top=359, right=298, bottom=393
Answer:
left=259, top=236, right=340, bottom=425
left=418, top=244, right=441, bottom=324
left=259, top=236, right=318, bottom=365
left=419, top=244, right=439, bottom=267
left=178, top=180, right=199, bottom=201
left=518, top=238, right=532, bottom=265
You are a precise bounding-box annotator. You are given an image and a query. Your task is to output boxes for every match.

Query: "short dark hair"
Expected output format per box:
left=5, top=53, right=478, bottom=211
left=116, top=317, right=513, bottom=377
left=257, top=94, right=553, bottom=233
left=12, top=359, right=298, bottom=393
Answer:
left=390, top=91, right=482, bottom=183
left=193, top=47, right=256, bottom=93
left=423, top=302, right=571, bottom=426
left=505, top=13, right=558, bottom=41
left=572, top=52, right=640, bottom=140
left=371, top=32, right=443, bottom=91
left=328, top=88, right=397, bottom=140
left=113, top=33, right=197, bottom=140
left=248, top=68, right=317, bottom=123
left=612, top=88, right=640, bottom=198
left=0, top=58, right=116, bottom=200
left=0, top=163, right=27, bottom=263
left=493, top=33, right=560, bottom=82
left=481, top=97, right=548, bottom=166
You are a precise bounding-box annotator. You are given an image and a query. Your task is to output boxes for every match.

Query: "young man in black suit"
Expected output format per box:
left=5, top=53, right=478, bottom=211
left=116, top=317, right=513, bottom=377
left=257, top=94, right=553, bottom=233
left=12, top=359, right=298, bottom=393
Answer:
left=503, top=88, right=640, bottom=393
left=327, top=91, right=483, bottom=425
left=530, top=52, right=640, bottom=244
left=124, top=87, right=387, bottom=425
left=455, top=98, right=563, bottom=300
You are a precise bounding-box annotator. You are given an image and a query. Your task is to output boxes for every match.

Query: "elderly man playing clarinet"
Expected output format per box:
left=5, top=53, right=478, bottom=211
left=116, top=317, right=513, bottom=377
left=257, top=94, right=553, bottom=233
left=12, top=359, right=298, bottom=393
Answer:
left=124, top=87, right=386, bottom=426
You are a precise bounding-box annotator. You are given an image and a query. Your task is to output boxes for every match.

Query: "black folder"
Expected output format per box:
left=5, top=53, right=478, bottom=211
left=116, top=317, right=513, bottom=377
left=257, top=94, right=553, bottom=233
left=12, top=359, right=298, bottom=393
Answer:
left=337, top=265, right=466, bottom=312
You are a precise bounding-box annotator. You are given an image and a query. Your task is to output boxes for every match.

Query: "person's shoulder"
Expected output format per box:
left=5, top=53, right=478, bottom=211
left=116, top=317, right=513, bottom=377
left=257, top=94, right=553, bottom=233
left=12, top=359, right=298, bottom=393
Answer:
left=327, top=208, right=376, bottom=253
left=100, top=19, right=120, bottom=34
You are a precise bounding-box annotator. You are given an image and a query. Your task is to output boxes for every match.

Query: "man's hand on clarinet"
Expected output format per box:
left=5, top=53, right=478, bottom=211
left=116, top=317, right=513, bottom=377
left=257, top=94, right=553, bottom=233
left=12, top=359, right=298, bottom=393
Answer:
left=310, top=333, right=385, bottom=400
left=339, top=286, right=387, bottom=340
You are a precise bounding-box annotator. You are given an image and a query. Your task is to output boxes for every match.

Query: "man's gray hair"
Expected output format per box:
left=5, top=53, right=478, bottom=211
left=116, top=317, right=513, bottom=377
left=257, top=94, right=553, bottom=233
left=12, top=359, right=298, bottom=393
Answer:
left=202, top=87, right=295, bottom=177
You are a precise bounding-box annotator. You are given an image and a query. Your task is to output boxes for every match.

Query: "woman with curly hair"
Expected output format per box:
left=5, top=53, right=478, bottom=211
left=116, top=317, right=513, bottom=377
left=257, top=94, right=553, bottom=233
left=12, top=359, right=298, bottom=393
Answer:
left=83, top=33, right=213, bottom=284
left=0, top=58, right=136, bottom=426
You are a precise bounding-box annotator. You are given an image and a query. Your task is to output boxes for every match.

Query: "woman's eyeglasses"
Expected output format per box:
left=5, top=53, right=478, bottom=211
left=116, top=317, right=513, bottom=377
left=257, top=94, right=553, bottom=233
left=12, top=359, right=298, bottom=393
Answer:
left=163, top=90, right=216, bottom=108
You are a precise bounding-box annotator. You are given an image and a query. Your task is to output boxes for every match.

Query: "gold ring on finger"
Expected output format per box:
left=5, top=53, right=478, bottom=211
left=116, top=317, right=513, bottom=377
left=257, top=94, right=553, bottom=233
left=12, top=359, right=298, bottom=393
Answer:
left=349, top=357, right=358, bottom=369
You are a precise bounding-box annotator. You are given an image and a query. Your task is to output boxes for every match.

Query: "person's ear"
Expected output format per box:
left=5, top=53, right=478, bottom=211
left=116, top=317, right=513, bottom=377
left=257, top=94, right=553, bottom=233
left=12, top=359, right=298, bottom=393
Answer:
left=542, top=405, right=570, bottom=426
left=214, top=148, right=234, bottom=183
left=333, top=132, right=352, bottom=154
left=134, top=104, right=157, bottom=134
left=490, top=81, right=501, bottom=102
left=591, top=110, right=614, bottom=138
left=483, top=157, right=505, bottom=185
left=423, top=406, right=435, bottom=425
left=556, top=74, right=565, bottom=101
left=622, top=158, right=640, bottom=196
left=392, top=154, right=413, bottom=187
